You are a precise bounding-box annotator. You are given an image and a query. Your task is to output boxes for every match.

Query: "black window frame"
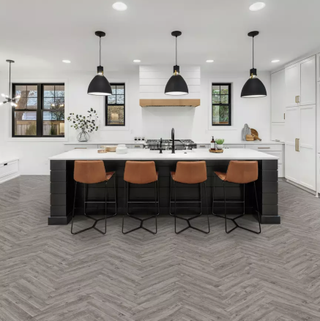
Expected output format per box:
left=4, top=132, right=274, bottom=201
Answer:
left=105, top=83, right=126, bottom=127
left=211, top=83, right=232, bottom=126
left=12, top=83, right=65, bottom=137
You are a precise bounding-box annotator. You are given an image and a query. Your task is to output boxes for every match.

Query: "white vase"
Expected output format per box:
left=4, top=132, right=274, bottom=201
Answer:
left=217, top=144, right=223, bottom=150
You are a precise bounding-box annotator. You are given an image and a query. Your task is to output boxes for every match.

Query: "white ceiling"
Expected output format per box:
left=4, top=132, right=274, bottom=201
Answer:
left=1, top=0, right=320, bottom=73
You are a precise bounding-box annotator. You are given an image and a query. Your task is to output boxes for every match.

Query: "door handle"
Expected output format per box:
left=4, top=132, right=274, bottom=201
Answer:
left=295, top=95, right=300, bottom=104
left=295, top=138, right=300, bottom=152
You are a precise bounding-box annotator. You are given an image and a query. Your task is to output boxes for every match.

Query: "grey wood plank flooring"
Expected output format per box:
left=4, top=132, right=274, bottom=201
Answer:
left=0, top=176, right=320, bottom=321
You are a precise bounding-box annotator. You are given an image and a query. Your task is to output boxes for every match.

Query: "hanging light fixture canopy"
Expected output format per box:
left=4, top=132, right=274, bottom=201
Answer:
left=88, top=31, right=112, bottom=96
left=165, top=31, right=189, bottom=96
left=241, top=31, right=267, bottom=98
left=0, top=60, right=20, bottom=106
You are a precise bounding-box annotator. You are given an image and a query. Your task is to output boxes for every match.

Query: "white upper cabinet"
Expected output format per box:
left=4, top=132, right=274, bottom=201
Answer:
left=317, top=53, right=320, bottom=82
left=300, top=56, right=316, bottom=105
left=271, top=69, right=286, bottom=123
left=285, top=63, right=300, bottom=107
left=285, top=55, right=316, bottom=107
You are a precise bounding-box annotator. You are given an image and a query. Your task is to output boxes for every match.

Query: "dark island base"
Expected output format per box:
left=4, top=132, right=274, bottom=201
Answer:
left=49, top=159, right=280, bottom=225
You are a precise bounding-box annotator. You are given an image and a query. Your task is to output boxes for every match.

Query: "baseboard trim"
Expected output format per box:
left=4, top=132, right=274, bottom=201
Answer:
left=0, top=173, right=20, bottom=184
left=285, top=179, right=315, bottom=195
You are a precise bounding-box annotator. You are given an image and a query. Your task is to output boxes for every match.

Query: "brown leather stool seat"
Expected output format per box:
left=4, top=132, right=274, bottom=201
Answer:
left=71, top=160, right=117, bottom=235
left=170, top=161, right=210, bottom=234
left=122, top=161, right=159, bottom=235
left=212, top=161, right=261, bottom=234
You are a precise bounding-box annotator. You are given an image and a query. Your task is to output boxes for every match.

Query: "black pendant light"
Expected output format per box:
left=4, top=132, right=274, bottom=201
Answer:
left=241, top=31, right=267, bottom=98
left=165, top=31, right=189, bottom=96
left=88, top=31, right=112, bottom=96
left=0, top=60, right=20, bottom=106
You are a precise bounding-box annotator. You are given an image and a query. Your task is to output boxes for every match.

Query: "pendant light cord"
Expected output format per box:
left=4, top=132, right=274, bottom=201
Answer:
left=99, top=36, right=101, bottom=66
left=175, top=35, right=178, bottom=66
left=8, top=62, right=11, bottom=98
left=252, top=36, right=255, bottom=69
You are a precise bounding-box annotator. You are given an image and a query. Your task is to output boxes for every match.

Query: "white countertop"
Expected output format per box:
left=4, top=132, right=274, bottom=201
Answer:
left=50, top=148, right=278, bottom=161
left=64, top=141, right=284, bottom=145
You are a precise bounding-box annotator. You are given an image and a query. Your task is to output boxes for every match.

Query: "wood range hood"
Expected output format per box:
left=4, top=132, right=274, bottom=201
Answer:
left=140, top=99, right=200, bottom=107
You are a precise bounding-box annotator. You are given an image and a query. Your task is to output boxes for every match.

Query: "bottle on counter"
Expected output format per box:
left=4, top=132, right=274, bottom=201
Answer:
left=211, top=136, right=216, bottom=150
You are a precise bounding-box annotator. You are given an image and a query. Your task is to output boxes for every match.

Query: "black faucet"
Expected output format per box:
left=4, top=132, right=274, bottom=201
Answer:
left=171, top=128, right=175, bottom=154
left=159, top=138, right=163, bottom=154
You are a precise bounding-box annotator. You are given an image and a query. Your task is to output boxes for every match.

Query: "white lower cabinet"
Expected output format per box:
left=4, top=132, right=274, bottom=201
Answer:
left=285, top=105, right=316, bottom=190
left=0, top=159, right=19, bottom=184
left=245, top=144, right=284, bottom=178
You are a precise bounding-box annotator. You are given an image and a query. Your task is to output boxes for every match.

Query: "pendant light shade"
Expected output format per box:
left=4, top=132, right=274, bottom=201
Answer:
left=165, top=31, right=189, bottom=96
left=241, top=31, right=267, bottom=98
left=88, top=31, right=112, bottom=96
left=0, top=60, right=20, bottom=107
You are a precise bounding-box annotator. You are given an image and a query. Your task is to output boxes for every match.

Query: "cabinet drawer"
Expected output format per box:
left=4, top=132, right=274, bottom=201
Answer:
left=0, top=160, right=19, bottom=178
left=73, top=145, right=98, bottom=149
left=224, top=145, right=245, bottom=149
left=197, top=144, right=210, bottom=149
left=246, top=144, right=283, bottom=151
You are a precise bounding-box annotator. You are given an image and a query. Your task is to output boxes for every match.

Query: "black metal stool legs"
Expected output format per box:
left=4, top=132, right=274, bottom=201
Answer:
left=71, top=182, right=108, bottom=235
left=122, top=181, right=159, bottom=235
left=212, top=177, right=261, bottom=234
left=170, top=179, right=210, bottom=234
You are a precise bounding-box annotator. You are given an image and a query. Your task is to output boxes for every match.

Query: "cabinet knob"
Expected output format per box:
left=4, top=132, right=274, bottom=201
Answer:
left=295, top=138, right=300, bottom=152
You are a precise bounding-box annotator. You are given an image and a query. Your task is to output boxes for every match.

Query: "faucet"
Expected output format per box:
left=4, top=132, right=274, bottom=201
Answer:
left=159, top=138, right=163, bottom=154
left=171, top=128, right=175, bottom=154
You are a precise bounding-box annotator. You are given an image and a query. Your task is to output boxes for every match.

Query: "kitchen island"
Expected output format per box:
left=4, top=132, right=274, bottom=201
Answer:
left=48, top=148, right=279, bottom=225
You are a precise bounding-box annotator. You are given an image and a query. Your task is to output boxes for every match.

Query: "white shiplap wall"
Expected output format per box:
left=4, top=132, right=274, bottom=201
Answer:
left=139, top=65, right=201, bottom=100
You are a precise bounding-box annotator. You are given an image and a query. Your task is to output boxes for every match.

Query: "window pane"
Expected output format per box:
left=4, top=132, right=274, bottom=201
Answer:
left=221, top=95, right=228, bottom=104
left=43, top=85, right=54, bottom=97
left=44, top=98, right=55, bottom=109
left=111, top=85, right=116, bottom=95
left=108, top=95, right=116, bottom=104
left=212, top=105, right=230, bottom=125
left=15, top=97, right=37, bottom=109
left=212, top=105, right=220, bottom=124
left=43, top=111, right=65, bottom=136
left=116, top=85, right=124, bottom=95
left=55, top=85, right=65, bottom=98
left=212, top=94, right=220, bottom=104
left=15, top=85, right=26, bottom=97
left=221, top=86, right=229, bottom=95
left=116, top=94, right=124, bottom=104
left=212, top=85, right=220, bottom=94
left=107, top=105, right=124, bottom=125
left=14, top=111, right=37, bottom=136
left=27, top=86, right=37, bottom=97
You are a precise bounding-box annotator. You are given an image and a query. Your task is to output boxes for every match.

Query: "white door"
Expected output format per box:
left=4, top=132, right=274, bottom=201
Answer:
left=271, top=69, right=286, bottom=123
left=300, top=56, right=316, bottom=106
left=285, top=107, right=300, bottom=183
left=285, top=63, right=300, bottom=107
left=299, top=105, right=316, bottom=190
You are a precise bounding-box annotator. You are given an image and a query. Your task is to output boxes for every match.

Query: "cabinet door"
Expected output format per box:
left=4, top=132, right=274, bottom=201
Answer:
left=317, top=53, right=320, bottom=82
left=300, top=56, right=316, bottom=106
left=299, top=105, right=316, bottom=190
left=285, top=63, right=300, bottom=107
left=285, top=107, right=299, bottom=183
left=271, top=69, right=286, bottom=122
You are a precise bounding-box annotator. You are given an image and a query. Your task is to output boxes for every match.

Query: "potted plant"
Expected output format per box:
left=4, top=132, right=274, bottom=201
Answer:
left=67, top=108, right=99, bottom=142
left=216, top=139, right=224, bottom=150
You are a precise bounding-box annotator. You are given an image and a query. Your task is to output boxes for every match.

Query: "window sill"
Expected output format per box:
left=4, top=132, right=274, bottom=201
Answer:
left=6, top=137, right=67, bottom=142
left=208, top=126, right=237, bottom=131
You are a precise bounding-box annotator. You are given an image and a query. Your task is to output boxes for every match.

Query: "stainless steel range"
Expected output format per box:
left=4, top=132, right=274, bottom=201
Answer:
left=146, top=139, right=196, bottom=151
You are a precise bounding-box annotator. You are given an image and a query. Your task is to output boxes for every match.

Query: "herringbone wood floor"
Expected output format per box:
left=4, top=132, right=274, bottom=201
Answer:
left=1, top=176, right=320, bottom=321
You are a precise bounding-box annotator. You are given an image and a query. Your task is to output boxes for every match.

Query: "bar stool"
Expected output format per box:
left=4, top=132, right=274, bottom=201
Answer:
left=122, top=161, right=159, bottom=235
left=212, top=161, right=261, bottom=234
left=170, top=161, right=210, bottom=234
left=71, top=160, right=117, bottom=235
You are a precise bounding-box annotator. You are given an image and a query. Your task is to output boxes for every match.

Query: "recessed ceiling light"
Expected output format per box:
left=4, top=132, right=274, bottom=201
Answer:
left=271, top=59, right=280, bottom=63
left=112, top=2, right=127, bottom=11
left=133, top=59, right=141, bottom=63
left=62, top=60, right=71, bottom=64
left=249, top=2, right=266, bottom=11
left=206, top=60, right=214, bottom=63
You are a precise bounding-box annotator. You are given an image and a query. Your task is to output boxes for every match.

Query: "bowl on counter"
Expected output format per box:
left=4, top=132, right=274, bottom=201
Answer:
left=116, top=144, right=128, bottom=154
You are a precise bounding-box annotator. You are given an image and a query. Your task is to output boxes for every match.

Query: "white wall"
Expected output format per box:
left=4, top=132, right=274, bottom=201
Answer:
left=0, top=68, right=271, bottom=175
